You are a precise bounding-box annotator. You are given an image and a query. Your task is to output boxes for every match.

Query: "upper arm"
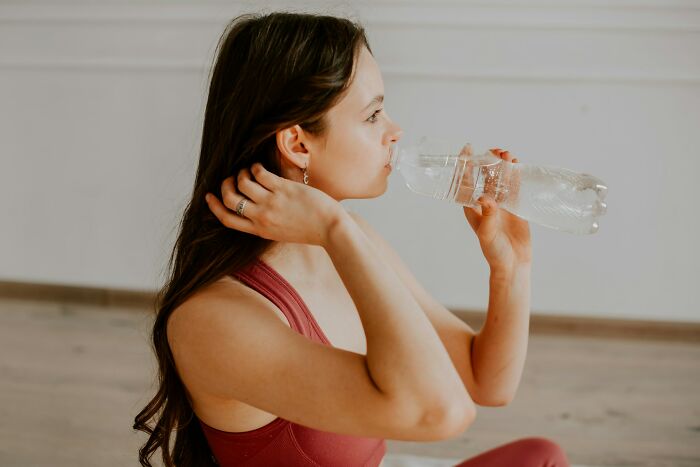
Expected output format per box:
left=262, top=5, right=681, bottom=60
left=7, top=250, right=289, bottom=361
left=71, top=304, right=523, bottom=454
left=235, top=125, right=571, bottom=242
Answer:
left=347, top=211, right=483, bottom=406
left=167, top=283, right=467, bottom=442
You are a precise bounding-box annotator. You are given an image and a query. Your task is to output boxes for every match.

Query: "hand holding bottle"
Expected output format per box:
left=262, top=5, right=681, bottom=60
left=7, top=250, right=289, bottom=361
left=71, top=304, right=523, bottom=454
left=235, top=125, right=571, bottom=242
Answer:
left=461, top=145, right=532, bottom=271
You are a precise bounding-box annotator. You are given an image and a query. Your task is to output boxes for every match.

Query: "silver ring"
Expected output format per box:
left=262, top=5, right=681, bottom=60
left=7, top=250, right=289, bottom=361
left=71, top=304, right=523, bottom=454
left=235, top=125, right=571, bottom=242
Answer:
left=235, top=198, right=248, bottom=216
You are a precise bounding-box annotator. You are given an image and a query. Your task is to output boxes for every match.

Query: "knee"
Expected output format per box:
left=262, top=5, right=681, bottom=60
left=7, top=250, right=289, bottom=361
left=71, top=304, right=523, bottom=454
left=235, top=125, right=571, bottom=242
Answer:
left=514, top=437, right=570, bottom=467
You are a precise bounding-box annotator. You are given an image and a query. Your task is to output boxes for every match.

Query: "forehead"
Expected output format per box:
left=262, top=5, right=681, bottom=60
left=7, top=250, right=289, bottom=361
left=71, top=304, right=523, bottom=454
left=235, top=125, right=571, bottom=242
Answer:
left=334, top=46, right=384, bottom=112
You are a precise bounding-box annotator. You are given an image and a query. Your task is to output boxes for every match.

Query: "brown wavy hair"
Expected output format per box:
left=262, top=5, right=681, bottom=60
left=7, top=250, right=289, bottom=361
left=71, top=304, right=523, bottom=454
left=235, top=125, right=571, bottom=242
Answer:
left=132, top=11, right=371, bottom=467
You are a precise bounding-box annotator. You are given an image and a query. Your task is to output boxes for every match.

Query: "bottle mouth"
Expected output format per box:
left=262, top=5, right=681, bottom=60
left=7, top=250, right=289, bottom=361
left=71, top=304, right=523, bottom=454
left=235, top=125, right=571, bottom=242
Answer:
left=389, top=143, right=400, bottom=169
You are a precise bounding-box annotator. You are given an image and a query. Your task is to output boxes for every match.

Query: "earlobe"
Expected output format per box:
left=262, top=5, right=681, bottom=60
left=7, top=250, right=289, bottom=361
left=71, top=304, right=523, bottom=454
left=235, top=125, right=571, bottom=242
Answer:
left=276, top=125, right=311, bottom=171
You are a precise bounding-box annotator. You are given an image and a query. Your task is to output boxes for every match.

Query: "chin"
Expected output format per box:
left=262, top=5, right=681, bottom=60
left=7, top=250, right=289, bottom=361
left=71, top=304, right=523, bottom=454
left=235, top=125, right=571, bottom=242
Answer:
left=342, top=185, right=386, bottom=200
left=368, top=179, right=390, bottom=199
left=333, top=173, right=389, bottom=200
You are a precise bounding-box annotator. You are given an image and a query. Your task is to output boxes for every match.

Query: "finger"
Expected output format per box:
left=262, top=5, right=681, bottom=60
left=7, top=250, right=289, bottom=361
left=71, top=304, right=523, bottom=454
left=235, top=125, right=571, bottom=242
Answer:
left=220, top=177, right=260, bottom=221
left=463, top=205, right=481, bottom=231
left=250, top=162, right=280, bottom=190
left=237, top=167, right=272, bottom=203
left=459, top=143, right=473, bottom=156
left=205, top=193, right=256, bottom=234
left=478, top=196, right=498, bottom=218
left=221, top=175, right=238, bottom=209
left=220, top=176, right=239, bottom=210
left=457, top=159, right=476, bottom=202
left=475, top=196, right=498, bottom=242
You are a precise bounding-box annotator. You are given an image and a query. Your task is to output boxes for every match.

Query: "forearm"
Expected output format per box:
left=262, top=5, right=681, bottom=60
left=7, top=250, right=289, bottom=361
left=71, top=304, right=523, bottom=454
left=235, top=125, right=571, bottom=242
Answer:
left=471, top=263, right=531, bottom=405
left=324, top=211, right=473, bottom=418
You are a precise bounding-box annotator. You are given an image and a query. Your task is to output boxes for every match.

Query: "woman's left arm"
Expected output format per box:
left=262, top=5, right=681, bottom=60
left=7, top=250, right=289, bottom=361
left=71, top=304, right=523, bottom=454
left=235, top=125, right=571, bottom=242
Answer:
left=462, top=145, right=533, bottom=406
left=471, top=263, right=531, bottom=406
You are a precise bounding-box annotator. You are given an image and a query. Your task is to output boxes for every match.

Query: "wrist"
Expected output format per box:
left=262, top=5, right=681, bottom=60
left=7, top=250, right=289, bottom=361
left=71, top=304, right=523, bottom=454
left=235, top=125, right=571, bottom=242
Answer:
left=489, top=262, right=531, bottom=282
left=322, top=208, right=353, bottom=250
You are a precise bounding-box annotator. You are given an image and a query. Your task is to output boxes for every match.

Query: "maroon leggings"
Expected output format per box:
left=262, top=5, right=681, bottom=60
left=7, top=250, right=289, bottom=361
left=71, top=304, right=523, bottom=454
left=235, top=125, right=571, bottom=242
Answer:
left=453, top=437, right=570, bottom=467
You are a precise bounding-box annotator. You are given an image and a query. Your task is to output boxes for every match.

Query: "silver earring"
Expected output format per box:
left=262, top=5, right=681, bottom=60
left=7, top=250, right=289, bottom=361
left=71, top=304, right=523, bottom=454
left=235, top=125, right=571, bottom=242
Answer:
left=303, top=165, right=309, bottom=185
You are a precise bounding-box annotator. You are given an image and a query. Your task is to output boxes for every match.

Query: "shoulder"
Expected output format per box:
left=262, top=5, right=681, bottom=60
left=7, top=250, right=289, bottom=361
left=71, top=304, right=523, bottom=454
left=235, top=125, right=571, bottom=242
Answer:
left=345, top=208, right=367, bottom=225
left=167, top=275, right=286, bottom=348
left=346, top=209, right=380, bottom=240
left=173, top=276, right=246, bottom=316
left=345, top=209, right=399, bottom=262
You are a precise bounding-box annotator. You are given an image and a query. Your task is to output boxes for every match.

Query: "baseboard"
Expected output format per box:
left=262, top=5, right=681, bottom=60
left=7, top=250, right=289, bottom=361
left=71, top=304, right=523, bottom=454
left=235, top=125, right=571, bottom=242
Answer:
left=1, top=280, right=698, bottom=343
left=452, top=310, right=700, bottom=343
left=0, top=280, right=156, bottom=309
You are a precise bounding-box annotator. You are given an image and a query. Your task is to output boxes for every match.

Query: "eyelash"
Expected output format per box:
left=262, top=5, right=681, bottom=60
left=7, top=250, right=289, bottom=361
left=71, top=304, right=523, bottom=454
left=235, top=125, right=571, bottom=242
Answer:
left=367, top=108, right=383, bottom=123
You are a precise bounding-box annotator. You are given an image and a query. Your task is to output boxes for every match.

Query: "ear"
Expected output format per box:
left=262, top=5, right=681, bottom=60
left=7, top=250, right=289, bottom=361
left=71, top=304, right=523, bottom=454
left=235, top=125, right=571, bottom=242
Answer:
left=276, top=125, right=311, bottom=170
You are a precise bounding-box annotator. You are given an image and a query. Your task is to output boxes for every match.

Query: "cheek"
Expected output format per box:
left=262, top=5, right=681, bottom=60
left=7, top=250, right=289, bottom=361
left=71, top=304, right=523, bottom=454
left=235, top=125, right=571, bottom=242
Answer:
left=332, top=128, right=374, bottom=160
left=323, top=123, right=382, bottom=173
left=350, top=126, right=382, bottom=156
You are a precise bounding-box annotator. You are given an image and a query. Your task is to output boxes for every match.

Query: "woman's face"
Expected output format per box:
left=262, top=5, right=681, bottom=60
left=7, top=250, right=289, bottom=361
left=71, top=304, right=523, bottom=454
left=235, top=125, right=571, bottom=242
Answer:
left=277, top=46, right=403, bottom=201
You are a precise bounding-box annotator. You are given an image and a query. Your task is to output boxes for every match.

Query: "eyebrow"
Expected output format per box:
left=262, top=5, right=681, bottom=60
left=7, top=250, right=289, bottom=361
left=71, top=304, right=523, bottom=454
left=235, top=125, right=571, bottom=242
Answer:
left=362, top=95, right=384, bottom=112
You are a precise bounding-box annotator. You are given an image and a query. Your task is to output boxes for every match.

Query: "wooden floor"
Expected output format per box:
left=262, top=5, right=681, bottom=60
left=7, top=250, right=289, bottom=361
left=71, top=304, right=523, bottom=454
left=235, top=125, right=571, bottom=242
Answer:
left=0, top=298, right=698, bottom=467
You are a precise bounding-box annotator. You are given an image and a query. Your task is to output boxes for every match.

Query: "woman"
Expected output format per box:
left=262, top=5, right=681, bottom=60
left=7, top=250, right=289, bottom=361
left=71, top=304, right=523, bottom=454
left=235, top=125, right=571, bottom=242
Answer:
left=134, top=11, right=570, bottom=467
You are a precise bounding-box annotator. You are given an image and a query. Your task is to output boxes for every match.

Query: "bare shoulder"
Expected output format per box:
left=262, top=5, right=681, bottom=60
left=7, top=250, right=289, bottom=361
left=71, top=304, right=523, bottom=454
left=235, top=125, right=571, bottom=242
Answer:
left=165, top=273, right=295, bottom=400
left=345, top=210, right=406, bottom=268
left=346, top=209, right=371, bottom=230
left=167, top=275, right=289, bottom=354
left=169, top=276, right=244, bottom=325
left=346, top=210, right=396, bottom=251
left=166, top=271, right=320, bottom=396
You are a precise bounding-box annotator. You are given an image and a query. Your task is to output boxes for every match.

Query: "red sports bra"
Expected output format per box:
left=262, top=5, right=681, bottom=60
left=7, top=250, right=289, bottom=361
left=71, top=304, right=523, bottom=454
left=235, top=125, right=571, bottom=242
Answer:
left=198, top=258, right=386, bottom=466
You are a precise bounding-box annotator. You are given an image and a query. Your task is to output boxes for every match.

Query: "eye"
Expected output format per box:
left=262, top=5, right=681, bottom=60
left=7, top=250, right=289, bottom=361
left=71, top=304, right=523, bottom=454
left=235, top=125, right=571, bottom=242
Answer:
left=367, top=108, right=383, bottom=123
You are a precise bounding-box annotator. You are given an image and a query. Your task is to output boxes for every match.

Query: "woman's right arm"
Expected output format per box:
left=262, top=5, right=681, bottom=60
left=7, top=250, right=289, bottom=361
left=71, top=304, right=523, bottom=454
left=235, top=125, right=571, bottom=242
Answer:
left=323, top=210, right=476, bottom=429
left=189, top=163, right=475, bottom=440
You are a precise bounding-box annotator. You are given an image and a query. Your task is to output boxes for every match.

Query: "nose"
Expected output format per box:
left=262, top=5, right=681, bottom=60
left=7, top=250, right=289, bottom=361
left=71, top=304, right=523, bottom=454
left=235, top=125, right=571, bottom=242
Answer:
left=389, top=122, right=403, bottom=144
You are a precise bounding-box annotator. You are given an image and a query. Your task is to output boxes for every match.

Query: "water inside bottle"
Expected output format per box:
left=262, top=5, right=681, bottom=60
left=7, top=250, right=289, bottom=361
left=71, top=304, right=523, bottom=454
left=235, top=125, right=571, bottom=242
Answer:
left=453, top=154, right=515, bottom=207
left=396, top=151, right=461, bottom=200
left=456, top=162, right=608, bottom=235
left=398, top=151, right=509, bottom=203
left=503, top=165, right=607, bottom=235
left=396, top=146, right=608, bottom=234
left=430, top=154, right=607, bottom=235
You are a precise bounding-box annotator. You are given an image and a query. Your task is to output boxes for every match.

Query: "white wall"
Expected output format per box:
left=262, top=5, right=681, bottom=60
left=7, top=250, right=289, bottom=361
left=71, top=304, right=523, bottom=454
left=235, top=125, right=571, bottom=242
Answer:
left=1, top=0, right=698, bottom=322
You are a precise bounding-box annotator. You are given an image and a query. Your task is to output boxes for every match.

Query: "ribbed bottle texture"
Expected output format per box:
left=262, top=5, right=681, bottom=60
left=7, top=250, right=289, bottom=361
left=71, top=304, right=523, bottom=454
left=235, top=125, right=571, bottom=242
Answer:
left=391, top=139, right=608, bottom=235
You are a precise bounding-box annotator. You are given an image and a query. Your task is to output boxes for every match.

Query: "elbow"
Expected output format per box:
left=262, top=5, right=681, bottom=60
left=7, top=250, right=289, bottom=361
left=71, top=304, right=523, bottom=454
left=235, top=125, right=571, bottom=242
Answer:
left=420, top=398, right=477, bottom=440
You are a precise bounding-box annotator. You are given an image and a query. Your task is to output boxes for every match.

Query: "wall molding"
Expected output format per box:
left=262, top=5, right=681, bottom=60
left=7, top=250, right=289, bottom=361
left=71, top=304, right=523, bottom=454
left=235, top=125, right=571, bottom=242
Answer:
left=1, top=3, right=697, bottom=84
left=0, top=59, right=697, bottom=86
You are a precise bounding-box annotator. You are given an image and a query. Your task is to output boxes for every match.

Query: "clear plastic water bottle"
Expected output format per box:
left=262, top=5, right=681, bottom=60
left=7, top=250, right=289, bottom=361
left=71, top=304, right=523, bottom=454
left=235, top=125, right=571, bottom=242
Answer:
left=389, top=137, right=608, bottom=235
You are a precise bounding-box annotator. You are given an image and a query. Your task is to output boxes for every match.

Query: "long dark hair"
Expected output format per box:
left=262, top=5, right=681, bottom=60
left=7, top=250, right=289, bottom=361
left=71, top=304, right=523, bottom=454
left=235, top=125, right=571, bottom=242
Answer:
left=132, top=11, right=371, bottom=467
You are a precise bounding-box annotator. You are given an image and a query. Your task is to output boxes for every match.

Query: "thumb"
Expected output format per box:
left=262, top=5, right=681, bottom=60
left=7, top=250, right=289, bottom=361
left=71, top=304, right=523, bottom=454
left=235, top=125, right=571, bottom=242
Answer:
left=476, top=196, right=500, bottom=240
left=478, top=196, right=498, bottom=217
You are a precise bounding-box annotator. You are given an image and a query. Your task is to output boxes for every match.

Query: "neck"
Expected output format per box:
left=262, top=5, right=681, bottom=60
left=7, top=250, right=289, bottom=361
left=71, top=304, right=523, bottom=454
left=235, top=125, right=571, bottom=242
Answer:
left=262, top=241, right=328, bottom=273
